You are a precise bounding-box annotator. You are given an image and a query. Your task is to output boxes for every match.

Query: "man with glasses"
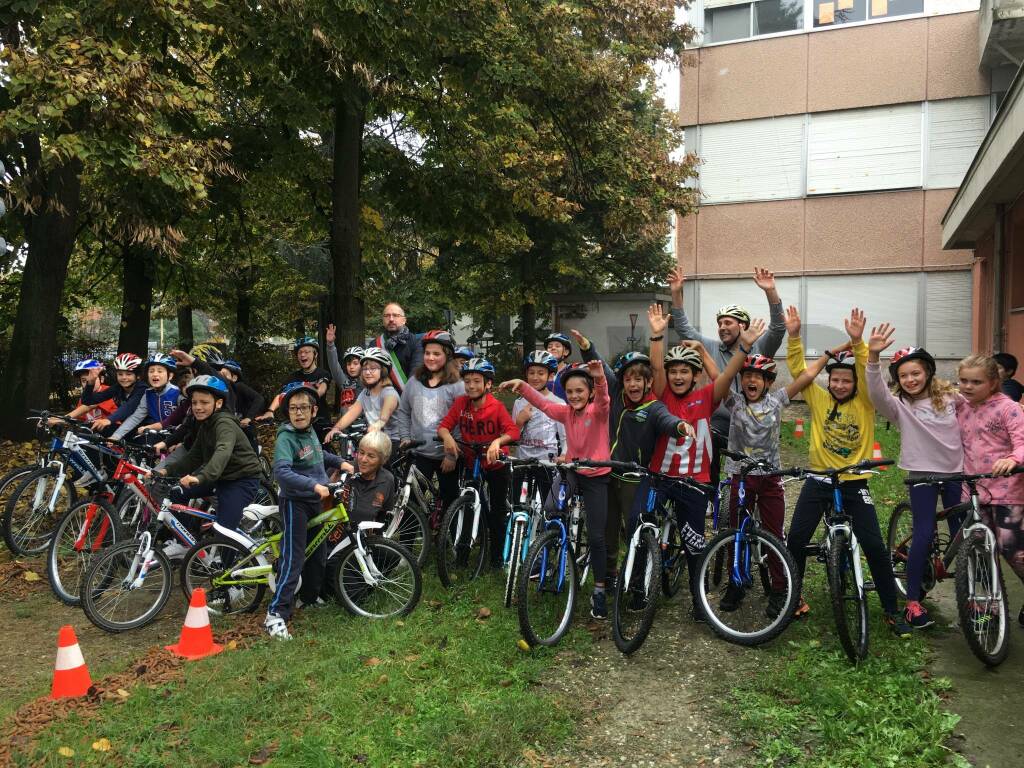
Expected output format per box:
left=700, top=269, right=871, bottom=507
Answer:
left=368, top=302, right=422, bottom=394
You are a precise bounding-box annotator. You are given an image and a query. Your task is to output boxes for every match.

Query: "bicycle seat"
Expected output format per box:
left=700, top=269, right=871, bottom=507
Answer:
left=242, top=504, right=279, bottom=523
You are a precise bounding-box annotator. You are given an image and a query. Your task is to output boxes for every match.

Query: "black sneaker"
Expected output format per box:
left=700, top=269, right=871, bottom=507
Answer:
left=691, top=601, right=707, bottom=623
left=884, top=611, right=913, bottom=638
left=1018, top=604, right=1024, bottom=628
left=590, top=590, right=608, bottom=620
left=719, top=582, right=746, bottom=612
left=765, top=591, right=786, bottom=620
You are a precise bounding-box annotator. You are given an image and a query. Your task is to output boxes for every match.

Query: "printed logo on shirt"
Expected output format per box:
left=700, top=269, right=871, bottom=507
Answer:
left=297, top=444, right=315, bottom=461
left=821, top=411, right=861, bottom=459
left=373, top=491, right=386, bottom=509
left=858, top=488, right=874, bottom=507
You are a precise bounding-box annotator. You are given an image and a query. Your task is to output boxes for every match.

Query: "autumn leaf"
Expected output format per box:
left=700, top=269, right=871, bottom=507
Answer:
left=476, top=606, right=492, bottom=620
left=363, top=656, right=382, bottom=667
left=22, top=570, right=40, bottom=582
left=58, top=746, right=74, bottom=757
left=92, top=738, right=111, bottom=752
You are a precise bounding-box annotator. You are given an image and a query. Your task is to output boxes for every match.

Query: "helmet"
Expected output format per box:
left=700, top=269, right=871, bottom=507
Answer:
left=112, top=353, right=142, bottom=372
left=293, top=336, right=319, bottom=354
left=454, top=346, right=475, bottom=361
left=186, top=374, right=229, bottom=400
left=664, top=346, right=704, bottom=372
left=888, top=347, right=935, bottom=380
left=342, top=346, right=364, bottom=363
left=561, top=362, right=593, bottom=387
left=74, top=358, right=104, bottom=373
left=741, top=354, right=777, bottom=382
left=144, top=354, right=177, bottom=374
left=544, top=332, right=573, bottom=356
left=189, top=344, right=225, bottom=366
left=825, top=350, right=856, bottom=373
left=221, top=359, right=242, bottom=376
left=360, top=347, right=393, bottom=371
left=280, top=381, right=319, bottom=408
left=421, top=330, right=455, bottom=355
left=460, top=358, right=496, bottom=380
left=523, top=350, right=557, bottom=372
left=613, top=351, right=651, bottom=378
left=716, top=305, right=751, bottom=327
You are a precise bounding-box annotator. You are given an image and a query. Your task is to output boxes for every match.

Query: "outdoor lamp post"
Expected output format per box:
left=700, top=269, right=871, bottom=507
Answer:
left=627, top=312, right=639, bottom=351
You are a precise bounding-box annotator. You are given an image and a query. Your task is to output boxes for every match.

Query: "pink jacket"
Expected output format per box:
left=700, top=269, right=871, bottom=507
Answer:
left=519, top=376, right=611, bottom=477
left=957, top=393, right=1024, bottom=505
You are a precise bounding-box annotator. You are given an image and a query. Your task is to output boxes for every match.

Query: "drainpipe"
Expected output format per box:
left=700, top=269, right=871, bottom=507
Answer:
left=993, top=204, right=1006, bottom=352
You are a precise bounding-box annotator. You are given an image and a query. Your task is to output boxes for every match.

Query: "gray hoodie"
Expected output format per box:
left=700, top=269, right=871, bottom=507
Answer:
left=392, top=376, right=465, bottom=460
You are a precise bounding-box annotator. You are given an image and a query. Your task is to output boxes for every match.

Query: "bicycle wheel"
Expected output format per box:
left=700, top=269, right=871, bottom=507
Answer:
left=955, top=533, right=1009, bottom=667
left=81, top=540, right=172, bottom=632
left=114, top=491, right=147, bottom=533
left=3, top=466, right=77, bottom=555
left=887, top=502, right=914, bottom=599
left=613, top=528, right=661, bottom=655
left=333, top=537, right=422, bottom=618
left=517, top=529, right=578, bottom=647
left=660, top=518, right=686, bottom=598
left=0, top=464, right=39, bottom=518
left=384, top=501, right=431, bottom=567
left=436, top=495, right=488, bottom=588
left=567, top=498, right=590, bottom=586
left=254, top=480, right=277, bottom=506
left=504, top=517, right=527, bottom=608
left=46, top=498, right=123, bottom=605
left=827, top=530, right=869, bottom=663
left=697, top=527, right=799, bottom=646
left=181, top=535, right=266, bottom=614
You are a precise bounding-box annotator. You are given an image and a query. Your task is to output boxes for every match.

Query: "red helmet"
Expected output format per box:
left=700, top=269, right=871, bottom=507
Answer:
left=112, top=353, right=142, bottom=372
left=420, top=330, right=455, bottom=356
left=741, top=354, right=777, bottom=381
left=889, top=347, right=935, bottom=380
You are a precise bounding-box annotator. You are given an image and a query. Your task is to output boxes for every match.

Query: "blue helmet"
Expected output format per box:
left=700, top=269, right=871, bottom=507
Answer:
left=523, top=350, right=557, bottom=372
left=294, top=336, right=319, bottom=354
left=186, top=374, right=229, bottom=400
left=74, top=358, right=104, bottom=373
left=280, top=380, right=319, bottom=408
left=613, top=351, right=651, bottom=378
left=454, top=346, right=475, bottom=361
left=221, top=359, right=243, bottom=376
left=544, top=332, right=573, bottom=356
left=144, top=353, right=177, bottom=374
left=460, top=358, right=496, bottom=380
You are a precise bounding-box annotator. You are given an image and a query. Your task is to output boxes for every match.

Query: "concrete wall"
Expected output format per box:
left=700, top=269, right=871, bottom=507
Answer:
left=549, top=293, right=674, bottom=363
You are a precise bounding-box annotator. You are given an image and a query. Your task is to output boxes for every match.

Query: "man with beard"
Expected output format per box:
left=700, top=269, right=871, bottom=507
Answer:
left=367, top=302, right=422, bottom=394
left=668, top=266, right=786, bottom=483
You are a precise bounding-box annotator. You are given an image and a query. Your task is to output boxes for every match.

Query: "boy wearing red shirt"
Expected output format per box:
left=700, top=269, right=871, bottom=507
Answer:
left=438, top=358, right=520, bottom=568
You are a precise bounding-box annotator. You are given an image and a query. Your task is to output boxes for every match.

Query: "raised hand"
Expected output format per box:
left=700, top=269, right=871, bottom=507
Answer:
left=586, top=359, right=605, bottom=380
left=667, top=266, right=685, bottom=293
left=497, top=379, right=524, bottom=393
left=739, top=318, right=766, bottom=350
left=784, top=305, right=801, bottom=338
left=845, top=308, right=866, bottom=344
left=647, top=303, right=668, bottom=335
left=169, top=349, right=195, bottom=366
left=681, top=339, right=704, bottom=351
left=753, top=267, right=776, bottom=292
left=867, top=323, right=896, bottom=355
left=325, top=323, right=336, bottom=344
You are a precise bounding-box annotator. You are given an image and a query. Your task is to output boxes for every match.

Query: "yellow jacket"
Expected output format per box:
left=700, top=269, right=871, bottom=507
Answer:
left=787, top=337, right=874, bottom=481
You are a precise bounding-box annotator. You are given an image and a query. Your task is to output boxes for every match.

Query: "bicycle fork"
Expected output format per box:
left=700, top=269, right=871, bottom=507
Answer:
left=623, top=522, right=657, bottom=591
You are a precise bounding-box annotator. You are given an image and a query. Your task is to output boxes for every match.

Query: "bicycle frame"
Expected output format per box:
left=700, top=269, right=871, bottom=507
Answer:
left=503, top=470, right=545, bottom=565
left=536, top=516, right=571, bottom=593
left=823, top=483, right=867, bottom=600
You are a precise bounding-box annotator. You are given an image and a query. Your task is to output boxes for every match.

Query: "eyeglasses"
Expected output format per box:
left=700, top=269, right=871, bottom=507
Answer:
left=288, top=405, right=312, bottom=413
left=383, top=312, right=405, bottom=318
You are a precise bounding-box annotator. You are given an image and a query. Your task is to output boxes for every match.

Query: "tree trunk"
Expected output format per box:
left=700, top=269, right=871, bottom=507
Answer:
left=519, top=248, right=537, bottom=353
left=0, top=154, right=82, bottom=439
left=176, top=304, right=194, bottom=350
left=117, top=243, right=154, bottom=356
left=235, top=289, right=252, bottom=353
left=330, top=76, right=368, bottom=348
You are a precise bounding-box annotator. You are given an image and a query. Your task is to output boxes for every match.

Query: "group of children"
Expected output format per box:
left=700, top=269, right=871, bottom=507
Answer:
left=58, top=264, right=1024, bottom=640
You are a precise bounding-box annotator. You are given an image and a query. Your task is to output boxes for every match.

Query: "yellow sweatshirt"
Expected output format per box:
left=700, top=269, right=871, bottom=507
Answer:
left=787, top=337, right=874, bottom=481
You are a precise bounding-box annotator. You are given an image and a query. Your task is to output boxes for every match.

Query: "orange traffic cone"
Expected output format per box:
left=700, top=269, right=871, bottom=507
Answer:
left=165, top=588, right=223, bottom=660
left=51, top=625, right=92, bottom=699
left=794, top=418, right=805, bottom=439
left=872, top=441, right=887, bottom=469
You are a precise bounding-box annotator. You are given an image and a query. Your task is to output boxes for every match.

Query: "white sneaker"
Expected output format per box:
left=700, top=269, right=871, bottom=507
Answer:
left=162, top=540, right=189, bottom=560
left=264, top=612, right=291, bottom=640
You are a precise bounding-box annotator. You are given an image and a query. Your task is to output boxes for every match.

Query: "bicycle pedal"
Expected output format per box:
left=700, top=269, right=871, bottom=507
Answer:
left=862, top=580, right=875, bottom=591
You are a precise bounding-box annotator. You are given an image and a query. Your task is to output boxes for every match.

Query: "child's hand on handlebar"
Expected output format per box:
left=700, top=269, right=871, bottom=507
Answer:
left=486, top=439, right=503, bottom=465
left=313, top=483, right=330, bottom=499
left=180, top=474, right=199, bottom=488
left=992, top=458, right=1018, bottom=476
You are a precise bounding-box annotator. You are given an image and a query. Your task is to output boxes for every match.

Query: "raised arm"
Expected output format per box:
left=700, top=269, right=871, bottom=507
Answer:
left=667, top=266, right=717, bottom=348
left=845, top=308, right=872, bottom=407
left=784, top=305, right=807, bottom=378
left=714, top=319, right=765, bottom=404
left=324, top=323, right=345, bottom=385
left=752, top=267, right=785, bottom=357
left=649, top=303, right=668, bottom=397
left=571, top=329, right=615, bottom=383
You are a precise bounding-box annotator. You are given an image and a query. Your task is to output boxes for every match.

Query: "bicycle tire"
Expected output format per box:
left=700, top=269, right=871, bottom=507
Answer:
left=827, top=530, right=869, bottom=663
left=81, top=540, right=173, bottom=632
left=333, top=537, right=422, bottom=618
left=46, top=497, right=123, bottom=605
left=887, top=502, right=916, bottom=600
left=2, top=466, right=77, bottom=555
left=504, top=518, right=527, bottom=608
left=567, top=497, right=590, bottom=586
left=954, top=534, right=1009, bottom=667
left=181, top=535, right=266, bottom=615
left=436, top=494, right=488, bottom=589
left=660, top=518, right=686, bottom=598
left=612, top=528, right=661, bottom=655
left=517, top=529, right=577, bottom=647
left=696, top=527, right=799, bottom=646
left=0, top=464, right=39, bottom=517
left=114, top=491, right=148, bottom=534
left=385, top=501, right=431, bottom=567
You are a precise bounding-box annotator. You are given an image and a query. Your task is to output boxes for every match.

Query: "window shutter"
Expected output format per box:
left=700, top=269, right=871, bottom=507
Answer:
left=697, top=115, right=805, bottom=203
left=926, top=97, right=989, bottom=189
left=804, top=274, right=920, bottom=355
left=924, top=271, right=972, bottom=358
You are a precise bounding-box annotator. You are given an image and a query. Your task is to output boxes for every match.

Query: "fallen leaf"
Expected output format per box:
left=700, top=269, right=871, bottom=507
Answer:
left=403, top=654, right=420, bottom=662
left=58, top=746, right=74, bottom=757
left=22, top=570, right=40, bottom=582
left=226, top=640, right=238, bottom=650
left=248, top=741, right=279, bottom=765
left=499, top=679, right=512, bottom=687
left=116, top=688, right=130, bottom=698
left=363, top=657, right=382, bottom=667
left=376, top=674, right=389, bottom=685
left=92, top=738, right=111, bottom=752
left=395, top=620, right=405, bottom=627
left=476, top=606, right=492, bottom=619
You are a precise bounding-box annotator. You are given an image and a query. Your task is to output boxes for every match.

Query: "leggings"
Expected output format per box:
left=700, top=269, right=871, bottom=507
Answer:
left=906, top=477, right=964, bottom=601
left=574, top=473, right=610, bottom=586
left=981, top=505, right=1024, bottom=584
left=606, top=477, right=640, bottom=577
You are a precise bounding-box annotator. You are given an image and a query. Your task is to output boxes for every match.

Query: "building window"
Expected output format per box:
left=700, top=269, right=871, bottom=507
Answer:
left=705, top=0, right=803, bottom=44
left=755, top=0, right=806, bottom=36
left=813, top=0, right=922, bottom=28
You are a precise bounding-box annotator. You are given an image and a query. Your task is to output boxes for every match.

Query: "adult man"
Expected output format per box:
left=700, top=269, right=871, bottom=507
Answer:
left=669, top=266, right=786, bottom=482
left=367, top=302, right=422, bottom=393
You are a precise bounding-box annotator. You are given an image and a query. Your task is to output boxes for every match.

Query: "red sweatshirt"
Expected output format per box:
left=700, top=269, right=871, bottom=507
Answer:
left=438, top=393, right=520, bottom=471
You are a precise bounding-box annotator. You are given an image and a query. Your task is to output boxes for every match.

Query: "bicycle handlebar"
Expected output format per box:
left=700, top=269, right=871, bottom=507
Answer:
left=773, top=458, right=895, bottom=480
left=906, top=465, right=1024, bottom=486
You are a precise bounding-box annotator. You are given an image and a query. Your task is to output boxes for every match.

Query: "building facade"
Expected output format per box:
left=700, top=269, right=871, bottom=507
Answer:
left=675, top=0, right=1019, bottom=359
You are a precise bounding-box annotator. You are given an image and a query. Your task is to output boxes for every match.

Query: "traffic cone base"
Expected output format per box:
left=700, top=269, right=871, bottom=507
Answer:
left=51, top=625, right=92, bottom=699
left=166, top=588, right=224, bottom=660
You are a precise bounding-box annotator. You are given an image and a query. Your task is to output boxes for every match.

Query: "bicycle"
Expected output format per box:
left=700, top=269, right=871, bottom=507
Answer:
left=180, top=479, right=422, bottom=619
left=694, top=450, right=801, bottom=647
left=893, top=468, right=1024, bottom=666
left=501, top=457, right=548, bottom=608
left=0, top=414, right=57, bottom=524
left=380, top=439, right=434, bottom=567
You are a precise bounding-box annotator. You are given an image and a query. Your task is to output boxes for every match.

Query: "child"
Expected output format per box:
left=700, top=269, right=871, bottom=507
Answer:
left=956, top=354, right=1024, bottom=624
left=339, top=431, right=398, bottom=525
left=511, top=350, right=567, bottom=505
left=58, top=359, right=116, bottom=424
left=994, top=352, right=1024, bottom=402
left=261, top=337, right=333, bottom=433
left=439, top=358, right=520, bottom=568
left=574, top=314, right=694, bottom=586
left=111, top=354, right=181, bottom=440
left=785, top=307, right=912, bottom=635
left=865, top=328, right=962, bottom=629
left=217, top=360, right=267, bottom=426
left=155, top=375, right=262, bottom=557
left=649, top=315, right=766, bottom=621
left=544, top=332, right=574, bottom=400
left=325, top=322, right=364, bottom=416
left=454, top=346, right=476, bottom=363
left=89, top=353, right=145, bottom=436
left=324, top=347, right=401, bottom=448
left=393, top=331, right=465, bottom=511
left=499, top=360, right=612, bottom=619
left=264, top=382, right=345, bottom=639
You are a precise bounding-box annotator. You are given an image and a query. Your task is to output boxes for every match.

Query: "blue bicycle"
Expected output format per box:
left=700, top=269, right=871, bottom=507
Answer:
left=502, top=456, right=548, bottom=608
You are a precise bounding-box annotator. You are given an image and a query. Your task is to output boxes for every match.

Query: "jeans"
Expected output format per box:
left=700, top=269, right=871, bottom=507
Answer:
left=606, top=477, right=640, bottom=577
left=906, top=477, right=964, bottom=601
